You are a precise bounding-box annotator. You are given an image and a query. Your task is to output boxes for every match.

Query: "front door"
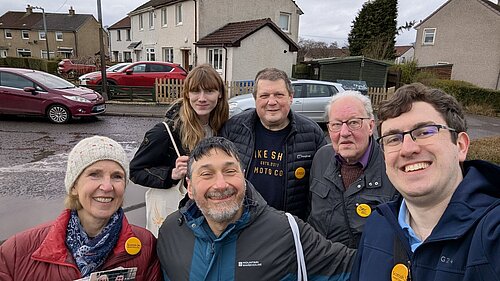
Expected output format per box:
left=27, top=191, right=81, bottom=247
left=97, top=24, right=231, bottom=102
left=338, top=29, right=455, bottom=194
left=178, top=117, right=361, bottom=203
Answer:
left=181, top=49, right=190, bottom=71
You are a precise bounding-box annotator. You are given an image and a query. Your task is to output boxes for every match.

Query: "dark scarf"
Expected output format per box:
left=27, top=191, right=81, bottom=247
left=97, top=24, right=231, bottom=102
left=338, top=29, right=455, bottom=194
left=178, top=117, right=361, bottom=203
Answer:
left=66, top=208, right=123, bottom=277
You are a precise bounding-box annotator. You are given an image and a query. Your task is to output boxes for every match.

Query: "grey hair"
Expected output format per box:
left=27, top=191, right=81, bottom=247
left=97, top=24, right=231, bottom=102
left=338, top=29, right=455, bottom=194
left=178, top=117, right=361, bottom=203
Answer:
left=326, top=90, right=374, bottom=119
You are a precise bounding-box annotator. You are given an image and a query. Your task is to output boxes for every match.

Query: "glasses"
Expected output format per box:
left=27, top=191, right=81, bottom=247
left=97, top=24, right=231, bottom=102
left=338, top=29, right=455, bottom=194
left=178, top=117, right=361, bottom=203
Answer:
left=377, top=124, right=457, bottom=153
left=327, top=118, right=370, bottom=132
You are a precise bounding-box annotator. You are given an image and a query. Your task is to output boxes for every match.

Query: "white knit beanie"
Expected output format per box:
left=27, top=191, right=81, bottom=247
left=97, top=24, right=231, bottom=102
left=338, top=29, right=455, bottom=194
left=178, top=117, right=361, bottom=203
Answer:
left=64, top=136, right=129, bottom=193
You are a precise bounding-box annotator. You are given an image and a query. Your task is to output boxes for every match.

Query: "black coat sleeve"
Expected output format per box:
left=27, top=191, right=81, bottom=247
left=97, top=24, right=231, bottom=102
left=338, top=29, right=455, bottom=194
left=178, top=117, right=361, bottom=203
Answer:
left=130, top=122, right=180, bottom=189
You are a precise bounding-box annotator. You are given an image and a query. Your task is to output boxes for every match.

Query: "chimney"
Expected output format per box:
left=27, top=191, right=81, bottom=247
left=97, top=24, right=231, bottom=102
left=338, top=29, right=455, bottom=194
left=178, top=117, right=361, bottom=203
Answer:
left=26, top=5, right=33, bottom=15
left=69, top=6, right=75, bottom=16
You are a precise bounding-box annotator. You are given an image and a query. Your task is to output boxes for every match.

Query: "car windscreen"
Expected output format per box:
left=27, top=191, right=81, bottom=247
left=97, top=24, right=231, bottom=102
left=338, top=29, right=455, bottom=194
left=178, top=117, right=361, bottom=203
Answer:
left=24, top=71, right=76, bottom=89
left=109, top=63, right=130, bottom=72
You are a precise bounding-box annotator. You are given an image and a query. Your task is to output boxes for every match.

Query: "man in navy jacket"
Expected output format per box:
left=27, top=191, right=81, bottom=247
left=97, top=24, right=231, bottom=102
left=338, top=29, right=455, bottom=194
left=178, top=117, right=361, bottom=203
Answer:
left=350, top=83, right=500, bottom=281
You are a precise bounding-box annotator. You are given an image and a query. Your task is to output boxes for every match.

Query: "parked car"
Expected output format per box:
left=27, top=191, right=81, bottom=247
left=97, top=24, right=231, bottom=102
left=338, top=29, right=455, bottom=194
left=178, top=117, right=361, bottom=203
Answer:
left=228, top=79, right=345, bottom=123
left=0, top=67, right=105, bottom=123
left=57, top=59, right=97, bottom=78
left=78, top=62, right=131, bottom=85
left=83, top=61, right=188, bottom=87
left=336, top=80, right=368, bottom=95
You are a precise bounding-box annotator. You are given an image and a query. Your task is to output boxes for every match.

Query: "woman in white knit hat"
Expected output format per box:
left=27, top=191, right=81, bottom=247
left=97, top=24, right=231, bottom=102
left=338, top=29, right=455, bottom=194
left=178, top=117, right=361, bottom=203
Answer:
left=0, top=136, right=161, bottom=281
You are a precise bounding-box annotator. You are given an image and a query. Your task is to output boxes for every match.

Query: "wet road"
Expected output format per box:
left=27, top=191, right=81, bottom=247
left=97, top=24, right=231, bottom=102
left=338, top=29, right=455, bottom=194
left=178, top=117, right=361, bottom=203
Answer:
left=0, top=115, right=162, bottom=241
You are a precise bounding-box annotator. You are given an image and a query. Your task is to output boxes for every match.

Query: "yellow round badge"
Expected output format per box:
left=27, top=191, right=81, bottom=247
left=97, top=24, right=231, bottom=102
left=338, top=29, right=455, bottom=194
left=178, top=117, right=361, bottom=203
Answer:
left=356, top=203, right=372, bottom=218
left=295, top=167, right=306, bottom=179
left=391, top=263, right=409, bottom=281
left=125, top=237, right=142, bottom=255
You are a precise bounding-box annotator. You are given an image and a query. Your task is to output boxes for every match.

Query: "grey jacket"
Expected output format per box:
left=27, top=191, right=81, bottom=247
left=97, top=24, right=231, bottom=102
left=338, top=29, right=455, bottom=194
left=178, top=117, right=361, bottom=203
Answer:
left=220, top=109, right=326, bottom=220
left=157, top=181, right=355, bottom=281
left=307, top=140, right=398, bottom=248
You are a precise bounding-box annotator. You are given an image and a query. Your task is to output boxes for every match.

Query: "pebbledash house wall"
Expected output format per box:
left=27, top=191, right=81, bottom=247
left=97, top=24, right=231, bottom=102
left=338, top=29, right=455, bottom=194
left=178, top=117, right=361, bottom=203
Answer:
left=414, top=0, right=500, bottom=90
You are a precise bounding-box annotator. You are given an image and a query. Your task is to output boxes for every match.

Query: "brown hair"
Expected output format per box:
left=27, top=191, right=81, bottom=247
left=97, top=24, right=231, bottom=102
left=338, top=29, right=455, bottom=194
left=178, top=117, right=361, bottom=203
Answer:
left=178, top=64, right=229, bottom=152
left=377, top=83, right=467, bottom=142
left=253, top=68, right=293, bottom=98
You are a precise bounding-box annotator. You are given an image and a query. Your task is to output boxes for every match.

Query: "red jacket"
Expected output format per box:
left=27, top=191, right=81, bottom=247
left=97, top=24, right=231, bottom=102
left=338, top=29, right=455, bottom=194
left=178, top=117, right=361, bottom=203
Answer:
left=0, top=209, right=161, bottom=281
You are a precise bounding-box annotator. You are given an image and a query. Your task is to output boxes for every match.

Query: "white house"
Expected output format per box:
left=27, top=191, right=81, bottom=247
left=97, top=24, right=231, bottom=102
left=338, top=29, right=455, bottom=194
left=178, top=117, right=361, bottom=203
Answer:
left=108, top=16, right=133, bottom=62
left=125, top=0, right=302, bottom=80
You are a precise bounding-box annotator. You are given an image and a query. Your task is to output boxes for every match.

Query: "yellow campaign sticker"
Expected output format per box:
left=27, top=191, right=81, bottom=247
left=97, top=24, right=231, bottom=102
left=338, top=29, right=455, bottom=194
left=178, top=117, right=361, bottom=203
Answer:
left=295, top=167, right=306, bottom=179
left=125, top=237, right=142, bottom=255
left=391, top=263, right=409, bottom=281
left=356, top=203, right=372, bottom=218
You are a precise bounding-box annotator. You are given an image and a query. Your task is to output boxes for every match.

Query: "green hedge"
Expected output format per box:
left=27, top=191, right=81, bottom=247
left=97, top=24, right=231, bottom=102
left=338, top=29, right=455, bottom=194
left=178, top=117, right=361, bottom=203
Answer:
left=422, top=79, right=500, bottom=113
left=0, top=57, right=59, bottom=74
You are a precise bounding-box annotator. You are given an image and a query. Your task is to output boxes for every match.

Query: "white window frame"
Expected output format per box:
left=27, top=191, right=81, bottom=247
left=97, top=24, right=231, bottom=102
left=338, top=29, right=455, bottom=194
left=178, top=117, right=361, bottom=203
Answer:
left=139, top=14, right=144, bottom=30
left=116, top=30, right=121, bottom=41
left=126, top=29, right=131, bottom=41
left=40, top=50, right=55, bottom=59
left=422, top=28, right=436, bottom=45
left=22, top=30, right=29, bottom=40
left=146, top=48, right=156, bottom=61
left=5, top=29, right=12, bottom=39
left=39, top=31, right=46, bottom=40
left=175, top=4, right=183, bottom=25
left=17, top=48, right=31, bottom=57
left=149, top=11, right=155, bottom=29
left=0, top=50, right=7, bottom=58
left=161, top=8, right=168, bottom=27
left=162, top=47, right=174, bottom=62
left=124, top=51, right=132, bottom=62
left=55, top=32, right=63, bottom=41
left=279, top=12, right=291, bottom=33
left=208, top=48, right=223, bottom=70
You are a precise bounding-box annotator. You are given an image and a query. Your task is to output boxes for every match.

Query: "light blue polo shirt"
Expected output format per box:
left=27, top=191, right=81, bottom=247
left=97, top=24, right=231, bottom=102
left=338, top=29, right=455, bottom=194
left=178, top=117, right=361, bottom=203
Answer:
left=398, top=199, right=423, bottom=252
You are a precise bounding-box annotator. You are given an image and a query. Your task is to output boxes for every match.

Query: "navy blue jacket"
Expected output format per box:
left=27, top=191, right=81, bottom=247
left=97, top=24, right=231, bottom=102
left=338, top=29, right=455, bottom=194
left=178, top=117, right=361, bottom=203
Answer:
left=157, top=182, right=355, bottom=281
left=350, top=160, right=500, bottom=281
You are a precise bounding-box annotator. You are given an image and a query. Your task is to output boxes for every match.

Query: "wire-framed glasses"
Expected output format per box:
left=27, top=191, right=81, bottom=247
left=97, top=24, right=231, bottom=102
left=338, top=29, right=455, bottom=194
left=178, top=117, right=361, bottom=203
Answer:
left=377, top=124, right=457, bottom=152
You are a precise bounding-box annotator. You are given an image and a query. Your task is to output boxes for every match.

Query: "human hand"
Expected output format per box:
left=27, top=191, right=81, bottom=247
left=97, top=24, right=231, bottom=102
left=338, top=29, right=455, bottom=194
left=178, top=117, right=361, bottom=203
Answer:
left=171, top=155, right=189, bottom=180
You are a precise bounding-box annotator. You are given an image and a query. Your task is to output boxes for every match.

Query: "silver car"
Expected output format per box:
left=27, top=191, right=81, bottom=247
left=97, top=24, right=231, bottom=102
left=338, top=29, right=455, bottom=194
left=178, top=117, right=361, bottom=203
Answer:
left=228, top=79, right=345, bottom=123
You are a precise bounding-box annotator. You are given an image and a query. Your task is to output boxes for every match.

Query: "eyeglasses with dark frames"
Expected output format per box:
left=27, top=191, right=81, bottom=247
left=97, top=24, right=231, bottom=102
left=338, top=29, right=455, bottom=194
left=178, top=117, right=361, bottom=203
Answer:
left=377, top=124, right=457, bottom=153
left=327, top=117, right=370, bottom=132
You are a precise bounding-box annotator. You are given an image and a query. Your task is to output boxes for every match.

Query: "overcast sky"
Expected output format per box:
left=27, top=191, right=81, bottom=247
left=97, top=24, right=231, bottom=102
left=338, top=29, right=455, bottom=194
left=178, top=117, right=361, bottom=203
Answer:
left=2, top=0, right=450, bottom=46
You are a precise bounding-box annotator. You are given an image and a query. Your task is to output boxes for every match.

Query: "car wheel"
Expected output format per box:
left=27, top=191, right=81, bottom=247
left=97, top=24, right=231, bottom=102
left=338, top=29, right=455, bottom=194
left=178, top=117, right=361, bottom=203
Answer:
left=68, top=70, right=77, bottom=79
left=47, top=104, right=71, bottom=124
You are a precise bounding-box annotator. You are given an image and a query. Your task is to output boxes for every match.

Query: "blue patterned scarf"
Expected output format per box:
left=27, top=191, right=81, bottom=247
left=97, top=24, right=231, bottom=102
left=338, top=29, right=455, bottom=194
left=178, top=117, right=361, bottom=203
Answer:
left=66, top=208, right=123, bottom=277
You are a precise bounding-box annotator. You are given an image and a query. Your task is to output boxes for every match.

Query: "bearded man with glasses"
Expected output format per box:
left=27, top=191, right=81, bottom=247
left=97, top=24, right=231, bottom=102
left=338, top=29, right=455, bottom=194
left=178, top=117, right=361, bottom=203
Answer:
left=350, top=83, right=500, bottom=281
left=308, top=91, right=398, bottom=248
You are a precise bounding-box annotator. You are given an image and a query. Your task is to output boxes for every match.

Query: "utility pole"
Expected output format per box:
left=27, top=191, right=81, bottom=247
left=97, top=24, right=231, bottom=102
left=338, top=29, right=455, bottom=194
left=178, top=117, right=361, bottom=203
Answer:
left=97, top=0, right=108, bottom=99
left=32, top=6, right=50, bottom=60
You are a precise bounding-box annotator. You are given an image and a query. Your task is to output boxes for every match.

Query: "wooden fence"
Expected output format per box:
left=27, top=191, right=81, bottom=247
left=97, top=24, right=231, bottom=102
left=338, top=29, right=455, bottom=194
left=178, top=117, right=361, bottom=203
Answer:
left=153, top=79, right=395, bottom=107
left=368, top=86, right=395, bottom=109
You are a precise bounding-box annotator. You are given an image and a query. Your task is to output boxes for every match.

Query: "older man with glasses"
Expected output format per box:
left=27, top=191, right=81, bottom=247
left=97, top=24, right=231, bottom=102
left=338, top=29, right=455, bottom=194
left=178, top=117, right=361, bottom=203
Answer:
left=350, top=83, right=500, bottom=281
left=308, top=91, right=398, bottom=248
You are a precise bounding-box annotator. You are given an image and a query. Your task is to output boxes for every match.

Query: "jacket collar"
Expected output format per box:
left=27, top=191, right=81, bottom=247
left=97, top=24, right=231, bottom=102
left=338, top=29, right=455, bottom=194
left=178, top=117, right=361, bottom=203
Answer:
left=31, top=209, right=139, bottom=268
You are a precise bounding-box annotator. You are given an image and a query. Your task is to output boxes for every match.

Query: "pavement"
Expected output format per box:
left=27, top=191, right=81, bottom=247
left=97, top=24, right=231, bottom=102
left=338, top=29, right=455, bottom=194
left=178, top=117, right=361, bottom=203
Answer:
left=104, top=101, right=170, bottom=118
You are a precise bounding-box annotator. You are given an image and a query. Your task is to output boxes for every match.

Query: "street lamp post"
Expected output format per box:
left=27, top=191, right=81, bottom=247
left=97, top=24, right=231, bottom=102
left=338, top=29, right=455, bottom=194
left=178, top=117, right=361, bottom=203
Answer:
left=32, top=6, right=50, bottom=60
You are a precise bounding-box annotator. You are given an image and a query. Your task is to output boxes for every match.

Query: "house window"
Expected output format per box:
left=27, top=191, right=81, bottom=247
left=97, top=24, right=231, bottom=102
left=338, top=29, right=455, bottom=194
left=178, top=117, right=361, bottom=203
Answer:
left=55, top=32, right=63, bottom=41
left=57, top=48, right=73, bottom=58
left=124, top=51, right=132, bottom=62
left=422, top=28, right=436, bottom=45
left=0, top=50, right=7, bottom=58
left=39, top=31, right=46, bottom=40
left=149, top=11, right=154, bottom=29
left=126, top=29, right=131, bottom=41
left=4, top=29, right=12, bottom=39
left=208, top=48, right=223, bottom=70
left=161, top=8, right=167, bottom=26
left=118, top=52, right=123, bottom=62
left=139, top=14, right=144, bottom=30
left=279, top=12, right=291, bottom=33
left=22, top=30, right=29, bottom=40
left=162, top=47, right=174, bottom=62
left=175, top=4, right=183, bottom=25
left=146, top=48, right=156, bottom=61
left=17, top=48, right=32, bottom=57
left=41, top=50, right=55, bottom=59
left=117, top=30, right=121, bottom=41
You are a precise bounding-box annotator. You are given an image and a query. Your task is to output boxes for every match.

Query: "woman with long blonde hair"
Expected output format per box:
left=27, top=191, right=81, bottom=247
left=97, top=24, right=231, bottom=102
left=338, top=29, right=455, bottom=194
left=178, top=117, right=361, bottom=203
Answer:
left=130, top=64, right=229, bottom=235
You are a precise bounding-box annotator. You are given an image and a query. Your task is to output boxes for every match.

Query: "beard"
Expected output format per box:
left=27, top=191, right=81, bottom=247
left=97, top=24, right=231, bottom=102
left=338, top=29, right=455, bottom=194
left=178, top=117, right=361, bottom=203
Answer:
left=196, top=186, right=245, bottom=224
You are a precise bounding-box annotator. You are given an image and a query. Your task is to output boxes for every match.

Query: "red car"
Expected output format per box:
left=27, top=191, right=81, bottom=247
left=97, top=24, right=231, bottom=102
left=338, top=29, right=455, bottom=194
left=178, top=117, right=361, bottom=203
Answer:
left=57, top=59, right=97, bottom=77
left=0, top=67, right=105, bottom=123
left=84, top=61, right=187, bottom=87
